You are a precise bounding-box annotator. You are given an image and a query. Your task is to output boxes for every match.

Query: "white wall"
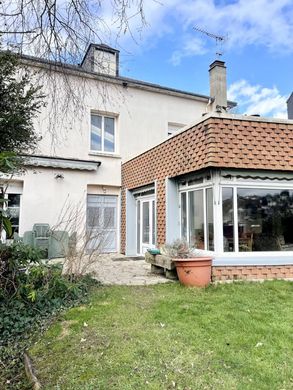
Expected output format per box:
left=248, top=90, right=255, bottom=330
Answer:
left=18, top=156, right=121, bottom=236
left=31, top=65, right=208, bottom=162
left=10, top=62, right=209, bottom=250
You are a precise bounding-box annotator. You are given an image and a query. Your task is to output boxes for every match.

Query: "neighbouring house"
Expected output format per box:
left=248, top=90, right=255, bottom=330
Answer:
left=287, top=92, right=293, bottom=120
left=2, top=44, right=237, bottom=254
left=121, top=66, right=293, bottom=281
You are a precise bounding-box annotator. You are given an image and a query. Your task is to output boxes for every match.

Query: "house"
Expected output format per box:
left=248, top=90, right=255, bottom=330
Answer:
left=121, top=63, right=293, bottom=281
left=4, top=43, right=293, bottom=282
left=287, top=92, right=293, bottom=120
left=2, top=44, right=234, bottom=252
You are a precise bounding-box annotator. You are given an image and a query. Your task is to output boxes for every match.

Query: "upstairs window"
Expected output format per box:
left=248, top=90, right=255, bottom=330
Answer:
left=167, top=122, right=185, bottom=137
left=91, top=113, right=115, bottom=153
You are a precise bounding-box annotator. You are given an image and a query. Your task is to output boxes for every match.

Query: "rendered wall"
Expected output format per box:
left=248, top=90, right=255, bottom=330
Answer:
left=29, top=64, right=208, bottom=163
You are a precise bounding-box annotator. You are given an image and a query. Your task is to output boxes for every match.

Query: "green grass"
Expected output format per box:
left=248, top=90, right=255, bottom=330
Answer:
left=30, top=281, right=293, bottom=390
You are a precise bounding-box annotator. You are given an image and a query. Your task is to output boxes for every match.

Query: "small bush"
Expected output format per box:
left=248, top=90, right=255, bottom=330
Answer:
left=0, top=242, right=44, bottom=300
left=0, top=242, right=98, bottom=389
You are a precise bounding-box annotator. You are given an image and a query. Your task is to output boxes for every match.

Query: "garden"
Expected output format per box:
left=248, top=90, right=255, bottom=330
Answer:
left=29, top=281, right=293, bottom=389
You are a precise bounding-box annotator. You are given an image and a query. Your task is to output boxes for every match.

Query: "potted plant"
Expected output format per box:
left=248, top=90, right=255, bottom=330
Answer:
left=161, top=240, right=213, bottom=287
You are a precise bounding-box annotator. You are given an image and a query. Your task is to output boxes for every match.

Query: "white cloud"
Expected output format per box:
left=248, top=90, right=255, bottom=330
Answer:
left=170, top=35, right=207, bottom=66
left=228, top=80, right=288, bottom=119
left=109, top=0, right=293, bottom=65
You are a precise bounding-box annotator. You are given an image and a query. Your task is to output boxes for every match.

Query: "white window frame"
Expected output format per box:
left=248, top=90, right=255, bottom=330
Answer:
left=179, top=184, right=214, bottom=251
left=0, top=190, right=22, bottom=242
left=220, top=179, right=293, bottom=257
left=135, top=194, right=156, bottom=255
left=90, top=112, right=117, bottom=154
left=86, top=194, right=118, bottom=253
left=167, top=122, right=185, bottom=138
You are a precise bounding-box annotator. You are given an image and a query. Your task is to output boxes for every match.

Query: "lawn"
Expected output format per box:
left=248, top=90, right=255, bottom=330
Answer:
left=30, top=281, right=293, bottom=390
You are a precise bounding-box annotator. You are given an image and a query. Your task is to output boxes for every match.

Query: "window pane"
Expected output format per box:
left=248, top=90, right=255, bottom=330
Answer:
left=189, top=190, right=205, bottom=249
left=238, top=188, right=293, bottom=251
left=104, top=207, right=115, bottom=228
left=152, top=200, right=155, bottom=245
left=142, top=202, right=150, bottom=243
left=104, top=117, right=115, bottom=152
left=7, top=194, right=20, bottom=235
left=137, top=200, right=141, bottom=253
left=181, top=192, right=187, bottom=240
left=8, top=194, right=20, bottom=207
left=91, top=115, right=102, bottom=151
left=167, top=123, right=185, bottom=137
left=87, top=206, right=101, bottom=228
left=206, top=188, right=214, bottom=250
left=222, top=188, right=234, bottom=252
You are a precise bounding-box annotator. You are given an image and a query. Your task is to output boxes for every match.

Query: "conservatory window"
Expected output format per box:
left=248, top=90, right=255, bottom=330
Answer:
left=222, top=187, right=293, bottom=252
left=180, top=188, right=214, bottom=250
left=237, top=188, right=293, bottom=252
left=222, top=187, right=235, bottom=252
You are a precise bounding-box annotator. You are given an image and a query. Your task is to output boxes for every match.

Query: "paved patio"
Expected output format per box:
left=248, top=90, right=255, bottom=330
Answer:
left=88, top=254, right=172, bottom=286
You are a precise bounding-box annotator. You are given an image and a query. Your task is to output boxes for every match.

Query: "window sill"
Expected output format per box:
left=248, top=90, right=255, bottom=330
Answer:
left=89, top=152, right=121, bottom=159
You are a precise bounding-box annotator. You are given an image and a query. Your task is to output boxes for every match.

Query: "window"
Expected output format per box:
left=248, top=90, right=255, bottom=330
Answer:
left=86, top=195, right=117, bottom=252
left=167, top=122, right=185, bottom=137
left=180, top=188, right=214, bottom=250
left=0, top=193, right=21, bottom=238
left=90, top=113, right=115, bottom=153
left=206, top=188, right=214, bottom=251
left=222, top=187, right=293, bottom=252
left=222, top=187, right=234, bottom=252
left=238, top=188, right=293, bottom=252
left=181, top=192, right=187, bottom=239
left=189, top=190, right=205, bottom=249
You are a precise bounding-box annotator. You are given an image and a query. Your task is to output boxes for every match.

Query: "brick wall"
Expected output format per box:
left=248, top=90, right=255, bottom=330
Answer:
left=212, top=265, right=293, bottom=281
left=121, top=114, right=293, bottom=253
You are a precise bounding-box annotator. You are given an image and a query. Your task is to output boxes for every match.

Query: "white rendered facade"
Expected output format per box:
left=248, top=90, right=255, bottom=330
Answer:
left=2, top=46, right=213, bottom=252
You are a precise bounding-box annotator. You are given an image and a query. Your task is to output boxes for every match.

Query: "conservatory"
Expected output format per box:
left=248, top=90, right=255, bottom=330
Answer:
left=177, top=169, right=293, bottom=265
left=121, top=113, right=293, bottom=280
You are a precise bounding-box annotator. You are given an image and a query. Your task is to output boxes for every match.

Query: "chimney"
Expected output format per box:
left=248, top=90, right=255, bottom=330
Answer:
left=287, top=92, right=293, bottom=120
left=81, top=43, right=120, bottom=76
left=209, top=60, right=227, bottom=112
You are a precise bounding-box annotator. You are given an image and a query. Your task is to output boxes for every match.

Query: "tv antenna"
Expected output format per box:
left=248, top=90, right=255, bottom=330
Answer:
left=193, top=26, right=227, bottom=58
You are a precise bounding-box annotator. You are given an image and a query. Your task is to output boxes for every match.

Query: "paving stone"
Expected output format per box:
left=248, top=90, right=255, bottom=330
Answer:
left=87, top=254, right=173, bottom=286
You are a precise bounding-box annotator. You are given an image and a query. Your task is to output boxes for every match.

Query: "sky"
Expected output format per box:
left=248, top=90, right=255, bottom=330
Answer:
left=103, top=0, right=293, bottom=119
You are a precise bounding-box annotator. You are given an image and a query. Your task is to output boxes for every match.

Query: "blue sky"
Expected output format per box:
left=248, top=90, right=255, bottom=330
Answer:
left=103, top=0, right=293, bottom=118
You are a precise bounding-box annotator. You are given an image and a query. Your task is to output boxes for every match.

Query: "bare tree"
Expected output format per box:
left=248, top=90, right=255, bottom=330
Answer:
left=50, top=194, right=116, bottom=280
left=0, top=1, right=148, bottom=148
left=0, top=1, right=146, bottom=62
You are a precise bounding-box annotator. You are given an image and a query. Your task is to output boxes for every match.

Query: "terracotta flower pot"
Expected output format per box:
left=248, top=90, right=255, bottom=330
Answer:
left=174, top=257, right=212, bottom=287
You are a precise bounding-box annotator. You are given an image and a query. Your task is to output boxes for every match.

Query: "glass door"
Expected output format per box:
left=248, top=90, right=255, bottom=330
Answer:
left=137, top=197, right=155, bottom=254
left=86, top=195, right=118, bottom=253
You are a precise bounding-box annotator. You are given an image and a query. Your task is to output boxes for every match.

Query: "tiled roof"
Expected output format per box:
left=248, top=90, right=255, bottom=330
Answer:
left=121, top=114, right=293, bottom=250
left=209, top=117, right=293, bottom=171
left=122, top=114, right=293, bottom=190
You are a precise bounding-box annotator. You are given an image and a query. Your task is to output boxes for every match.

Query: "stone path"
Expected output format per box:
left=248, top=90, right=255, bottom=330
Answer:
left=88, top=254, right=172, bottom=286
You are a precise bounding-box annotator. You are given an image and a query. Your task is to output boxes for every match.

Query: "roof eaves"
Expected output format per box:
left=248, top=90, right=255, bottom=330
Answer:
left=19, top=54, right=230, bottom=103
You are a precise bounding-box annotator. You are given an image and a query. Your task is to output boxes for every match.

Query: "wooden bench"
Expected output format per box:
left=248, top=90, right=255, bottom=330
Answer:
left=145, top=252, right=178, bottom=280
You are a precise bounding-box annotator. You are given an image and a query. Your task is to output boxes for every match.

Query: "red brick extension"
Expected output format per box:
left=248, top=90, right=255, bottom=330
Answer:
left=212, top=265, right=293, bottom=281
left=121, top=114, right=293, bottom=280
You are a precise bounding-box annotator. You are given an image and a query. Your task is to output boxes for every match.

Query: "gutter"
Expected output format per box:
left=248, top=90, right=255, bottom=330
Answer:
left=19, top=54, right=236, bottom=105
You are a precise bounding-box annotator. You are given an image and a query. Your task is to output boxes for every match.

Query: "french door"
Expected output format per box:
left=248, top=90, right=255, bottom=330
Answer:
left=136, top=197, right=156, bottom=254
left=86, top=195, right=118, bottom=253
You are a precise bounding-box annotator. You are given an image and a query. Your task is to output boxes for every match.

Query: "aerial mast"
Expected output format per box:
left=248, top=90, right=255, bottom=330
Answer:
left=193, top=26, right=227, bottom=58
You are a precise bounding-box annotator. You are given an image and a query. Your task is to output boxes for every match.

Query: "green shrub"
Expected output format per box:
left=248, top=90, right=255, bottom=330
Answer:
left=0, top=242, right=98, bottom=389
left=0, top=242, right=44, bottom=300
